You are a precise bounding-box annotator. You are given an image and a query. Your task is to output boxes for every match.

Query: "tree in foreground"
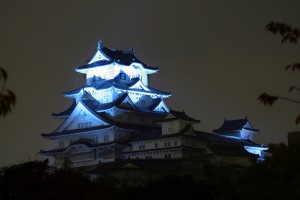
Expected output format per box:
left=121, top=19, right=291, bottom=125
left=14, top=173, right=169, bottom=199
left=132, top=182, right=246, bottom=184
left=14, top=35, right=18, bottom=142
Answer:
left=0, top=67, right=16, bottom=117
left=258, top=22, right=300, bottom=124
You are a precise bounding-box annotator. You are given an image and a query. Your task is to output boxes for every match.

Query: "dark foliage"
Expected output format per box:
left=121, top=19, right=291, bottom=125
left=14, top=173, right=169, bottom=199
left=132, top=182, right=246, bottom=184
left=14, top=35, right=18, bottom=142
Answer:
left=1, top=145, right=300, bottom=200
left=266, top=21, right=300, bottom=44
left=0, top=67, right=16, bottom=117
left=0, top=160, right=49, bottom=200
left=286, top=63, right=300, bottom=72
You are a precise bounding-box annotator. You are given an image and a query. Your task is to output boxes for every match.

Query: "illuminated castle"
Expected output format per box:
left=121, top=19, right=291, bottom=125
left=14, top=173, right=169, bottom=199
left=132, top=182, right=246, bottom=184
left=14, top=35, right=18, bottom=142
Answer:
left=41, top=41, right=267, bottom=168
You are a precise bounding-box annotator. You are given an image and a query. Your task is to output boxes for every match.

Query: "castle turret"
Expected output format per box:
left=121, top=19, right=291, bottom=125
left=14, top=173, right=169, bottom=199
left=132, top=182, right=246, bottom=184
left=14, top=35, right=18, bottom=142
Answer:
left=41, top=41, right=171, bottom=167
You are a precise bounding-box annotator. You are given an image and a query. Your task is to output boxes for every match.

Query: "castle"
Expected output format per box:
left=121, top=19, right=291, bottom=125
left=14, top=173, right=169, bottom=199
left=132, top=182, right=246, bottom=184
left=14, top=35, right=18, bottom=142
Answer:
left=41, top=41, right=268, bottom=169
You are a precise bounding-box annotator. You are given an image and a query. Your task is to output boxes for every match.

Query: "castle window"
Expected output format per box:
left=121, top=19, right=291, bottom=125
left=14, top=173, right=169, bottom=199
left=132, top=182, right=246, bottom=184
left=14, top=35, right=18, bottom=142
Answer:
left=120, top=73, right=128, bottom=80
left=59, top=140, right=64, bottom=148
left=104, top=134, right=109, bottom=142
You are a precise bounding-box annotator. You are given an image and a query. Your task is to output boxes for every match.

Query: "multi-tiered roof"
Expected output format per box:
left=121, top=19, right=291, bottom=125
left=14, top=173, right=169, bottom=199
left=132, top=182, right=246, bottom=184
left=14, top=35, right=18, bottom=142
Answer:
left=41, top=41, right=268, bottom=169
left=41, top=41, right=172, bottom=167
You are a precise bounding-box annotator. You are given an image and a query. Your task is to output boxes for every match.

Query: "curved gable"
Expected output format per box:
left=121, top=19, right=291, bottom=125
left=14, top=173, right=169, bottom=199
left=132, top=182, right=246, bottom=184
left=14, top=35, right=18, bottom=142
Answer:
left=55, top=101, right=110, bottom=133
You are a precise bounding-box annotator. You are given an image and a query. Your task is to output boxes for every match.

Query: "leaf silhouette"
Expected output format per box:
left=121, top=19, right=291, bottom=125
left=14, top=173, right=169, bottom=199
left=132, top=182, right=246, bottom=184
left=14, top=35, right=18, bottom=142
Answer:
left=296, top=115, right=300, bottom=124
left=258, top=93, right=278, bottom=106
left=0, top=67, right=8, bottom=81
left=289, top=86, right=300, bottom=93
left=266, top=22, right=299, bottom=44
left=286, top=63, right=300, bottom=71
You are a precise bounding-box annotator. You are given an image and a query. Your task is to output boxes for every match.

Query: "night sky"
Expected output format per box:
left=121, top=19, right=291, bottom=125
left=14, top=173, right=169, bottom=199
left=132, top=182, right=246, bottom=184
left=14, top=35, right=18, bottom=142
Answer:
left=1, top=0, right=299, bottom=165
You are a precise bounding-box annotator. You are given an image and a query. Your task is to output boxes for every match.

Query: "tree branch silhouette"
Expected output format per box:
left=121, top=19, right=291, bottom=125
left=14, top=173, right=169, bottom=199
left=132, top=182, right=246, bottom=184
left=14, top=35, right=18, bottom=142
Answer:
left=258, top=22, right=299, bottom=124
left=0, top=67, right=16, bottom=117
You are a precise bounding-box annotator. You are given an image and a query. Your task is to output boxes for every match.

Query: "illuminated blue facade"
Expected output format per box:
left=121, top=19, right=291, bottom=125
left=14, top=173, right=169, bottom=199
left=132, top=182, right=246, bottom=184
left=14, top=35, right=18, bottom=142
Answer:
left=41, top=41, right=267, bottom=167
left=213, top=118, right=268, bottom=161
left=42, top=41, right=171, bottom=167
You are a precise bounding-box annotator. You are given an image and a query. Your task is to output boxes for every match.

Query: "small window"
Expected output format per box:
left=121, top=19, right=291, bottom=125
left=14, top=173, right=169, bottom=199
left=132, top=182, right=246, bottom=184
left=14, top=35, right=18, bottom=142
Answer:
left=174, top=141, right=178, bottom=146
left=59, top=140, right=64, bottom=148
left=104, top=134, right=109, bottom=142
left=155, top=143, right=158, bottom=148
left=120, top=73, right=127, bottom=80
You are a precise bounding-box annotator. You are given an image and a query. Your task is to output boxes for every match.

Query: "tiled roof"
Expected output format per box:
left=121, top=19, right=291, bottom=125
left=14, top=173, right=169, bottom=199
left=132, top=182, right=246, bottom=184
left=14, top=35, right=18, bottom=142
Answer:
left=128, top=124, right=194, bottom=143
left=158, top=109, right=200, bottom=123
left=41, top=125, right=113, bottom=138
left=213, top=118, right=259, bottom=133
left=40, top=140, right=124, bottom=155
left=76, top=46, right=158, bottom=71
left=207, top=143, right=256, bottom=157
left=195, top=131, right=261, bottom=147
left=148, top=98, right=163, bottom=111
left=52, top=100, right=76, bottom=118
left=76, top=60, right=113, bottom=70
left=64, top=78, right=170, bottom=97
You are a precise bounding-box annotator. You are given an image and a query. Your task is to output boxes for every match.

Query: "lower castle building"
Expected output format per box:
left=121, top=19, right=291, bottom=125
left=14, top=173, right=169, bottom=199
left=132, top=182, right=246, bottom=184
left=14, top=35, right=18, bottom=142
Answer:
left=41, top=41, right=268, bottom=169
